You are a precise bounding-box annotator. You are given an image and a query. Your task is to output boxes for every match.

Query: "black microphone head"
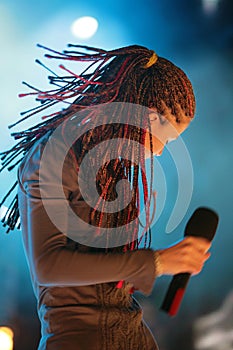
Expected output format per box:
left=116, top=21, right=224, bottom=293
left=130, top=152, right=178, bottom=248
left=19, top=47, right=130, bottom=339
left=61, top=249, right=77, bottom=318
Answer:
left=185, top=207, right=219, bottom=241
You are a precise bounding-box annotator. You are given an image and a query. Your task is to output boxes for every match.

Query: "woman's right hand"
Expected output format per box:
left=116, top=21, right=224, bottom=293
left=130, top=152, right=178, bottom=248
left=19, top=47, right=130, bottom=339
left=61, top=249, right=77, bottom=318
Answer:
left=157, top=236, right=211, bottom=276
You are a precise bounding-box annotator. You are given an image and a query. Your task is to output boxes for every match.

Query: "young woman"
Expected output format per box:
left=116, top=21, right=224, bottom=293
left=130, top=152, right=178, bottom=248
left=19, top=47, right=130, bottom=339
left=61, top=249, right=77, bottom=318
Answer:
left=1, top=44, right=211, bottom=349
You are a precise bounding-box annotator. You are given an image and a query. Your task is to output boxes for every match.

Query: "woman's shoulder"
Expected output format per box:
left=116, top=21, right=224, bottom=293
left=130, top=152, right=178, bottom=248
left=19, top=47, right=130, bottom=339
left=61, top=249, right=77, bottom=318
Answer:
left=17, top=128, right=77, bottom=195
left=18, top=132, right=52, bottom=183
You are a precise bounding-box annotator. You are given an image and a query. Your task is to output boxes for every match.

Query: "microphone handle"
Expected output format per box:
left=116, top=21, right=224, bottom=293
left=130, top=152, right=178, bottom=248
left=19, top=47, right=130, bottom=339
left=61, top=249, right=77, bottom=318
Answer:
left=160, top=273, right=190, bottom=316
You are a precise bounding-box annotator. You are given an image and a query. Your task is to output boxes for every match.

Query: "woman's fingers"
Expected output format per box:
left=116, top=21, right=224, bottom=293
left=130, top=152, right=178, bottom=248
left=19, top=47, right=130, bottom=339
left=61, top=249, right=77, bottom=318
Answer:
left=183, top=236, right=211, bottom=251
left=187, top=251, right=211, bottom=275
left=158, top=236, right=212, bottom=276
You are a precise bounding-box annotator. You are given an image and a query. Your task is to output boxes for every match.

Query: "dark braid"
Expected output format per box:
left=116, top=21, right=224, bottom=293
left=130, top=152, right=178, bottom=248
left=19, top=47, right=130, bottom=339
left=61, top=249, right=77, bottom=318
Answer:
left=0, top=43, right=195, bottom=244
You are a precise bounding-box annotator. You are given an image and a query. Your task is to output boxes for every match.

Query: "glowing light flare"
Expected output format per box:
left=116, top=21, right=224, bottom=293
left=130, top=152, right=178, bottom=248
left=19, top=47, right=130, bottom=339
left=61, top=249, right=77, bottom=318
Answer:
left=0, top=327, right=14, bottom=350
left=202, top=0, right=221, bottom=14
left=71, top=16, right=98, bottom=39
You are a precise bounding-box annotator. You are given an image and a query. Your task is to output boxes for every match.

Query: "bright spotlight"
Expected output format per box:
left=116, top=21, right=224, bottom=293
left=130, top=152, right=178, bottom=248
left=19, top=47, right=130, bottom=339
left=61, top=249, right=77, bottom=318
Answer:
left=71, top=16, right=98, bottom=39
left=0, top=327, right=14, bottom=350
left=202, top=0, right=220, bottom=14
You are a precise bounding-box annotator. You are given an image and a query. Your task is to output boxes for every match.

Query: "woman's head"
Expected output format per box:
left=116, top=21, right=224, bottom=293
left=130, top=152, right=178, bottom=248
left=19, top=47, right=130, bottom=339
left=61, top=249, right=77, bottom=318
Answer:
left=66, top=44, right=195, bottom=158
left=68, top=44, right=195, bottom=158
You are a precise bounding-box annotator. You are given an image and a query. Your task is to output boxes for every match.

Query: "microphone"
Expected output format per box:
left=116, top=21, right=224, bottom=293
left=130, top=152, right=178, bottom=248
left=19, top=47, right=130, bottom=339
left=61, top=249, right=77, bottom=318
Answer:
left=160, top=207, right=219, bottom=317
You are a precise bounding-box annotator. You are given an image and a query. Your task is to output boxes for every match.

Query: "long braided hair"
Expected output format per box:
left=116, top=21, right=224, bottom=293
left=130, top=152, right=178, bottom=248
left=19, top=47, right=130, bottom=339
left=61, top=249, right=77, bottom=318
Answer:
left=0, top=44, right=195, bottom=252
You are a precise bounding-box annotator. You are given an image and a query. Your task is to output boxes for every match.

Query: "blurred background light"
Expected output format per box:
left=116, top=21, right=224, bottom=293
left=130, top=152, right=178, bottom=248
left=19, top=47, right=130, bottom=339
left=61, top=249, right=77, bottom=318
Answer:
left=0, top=206, right=8, bottom=220
left=0, top=327, right=14, bottom=350
left=202, top=0, right=221, bottom=13
left=194, top=291, right=233, bottom=349
left=71, top=16, right=98, bottom=39
left=0, top=206, right=20, bottom=226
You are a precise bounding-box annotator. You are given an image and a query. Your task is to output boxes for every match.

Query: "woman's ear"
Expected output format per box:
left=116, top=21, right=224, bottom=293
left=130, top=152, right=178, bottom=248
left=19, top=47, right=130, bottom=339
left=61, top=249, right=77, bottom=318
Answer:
left=148, top=109, right=159, bottom=122
left=149, top=114, right=158, bottom=122
left=149, top=110, right=167, bottom=125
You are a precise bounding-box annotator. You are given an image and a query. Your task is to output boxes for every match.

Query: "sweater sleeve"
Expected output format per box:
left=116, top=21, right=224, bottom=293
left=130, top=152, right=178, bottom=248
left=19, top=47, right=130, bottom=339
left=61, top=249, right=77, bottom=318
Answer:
left=17, top=132, right=156, bottom=296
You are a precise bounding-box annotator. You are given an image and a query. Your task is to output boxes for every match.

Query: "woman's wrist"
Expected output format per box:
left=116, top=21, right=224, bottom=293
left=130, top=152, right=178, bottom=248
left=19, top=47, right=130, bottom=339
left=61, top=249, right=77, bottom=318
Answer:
left=154, top=250, right=163, bottom=277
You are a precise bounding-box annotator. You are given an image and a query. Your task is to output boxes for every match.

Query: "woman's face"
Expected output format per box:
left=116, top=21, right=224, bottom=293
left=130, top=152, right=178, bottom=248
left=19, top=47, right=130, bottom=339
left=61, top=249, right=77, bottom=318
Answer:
left=144, top=109, right=191, bottom=157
